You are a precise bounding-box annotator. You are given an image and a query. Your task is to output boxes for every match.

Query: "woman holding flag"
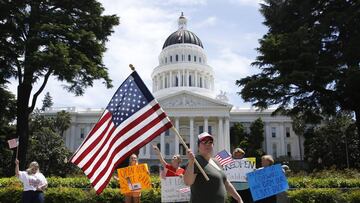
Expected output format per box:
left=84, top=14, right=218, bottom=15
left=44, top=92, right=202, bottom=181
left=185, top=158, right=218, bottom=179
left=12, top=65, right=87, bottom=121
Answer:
left=184, top=132, right=243, bottom=203
left=15, top=159, right=48, bottom=203
left=152, top=145, right=185, bottom=177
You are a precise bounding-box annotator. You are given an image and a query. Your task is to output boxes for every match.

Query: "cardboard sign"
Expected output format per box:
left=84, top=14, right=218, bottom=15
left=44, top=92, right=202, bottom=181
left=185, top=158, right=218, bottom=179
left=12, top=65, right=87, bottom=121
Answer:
left=117, top=164, right=151, bottom=194
left=247, top=164, right=289, bottom=201
left=161, top=176, right=190, bottom=202
left=223, top=157, right=256, bottom=182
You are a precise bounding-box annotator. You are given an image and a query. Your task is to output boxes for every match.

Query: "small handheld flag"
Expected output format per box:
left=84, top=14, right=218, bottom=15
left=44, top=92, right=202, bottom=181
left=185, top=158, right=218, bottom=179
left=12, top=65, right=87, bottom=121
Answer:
left=215, top=150, right=234, bottom=166
left=8, top=138, right=18, bottom=149
left=70, top=70, right=173, bottom=194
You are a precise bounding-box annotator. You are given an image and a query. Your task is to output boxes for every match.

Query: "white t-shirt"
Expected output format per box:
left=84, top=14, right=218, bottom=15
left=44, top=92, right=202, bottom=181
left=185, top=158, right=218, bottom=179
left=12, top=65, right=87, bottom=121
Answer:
left=18, top=171, right=47, bottom=191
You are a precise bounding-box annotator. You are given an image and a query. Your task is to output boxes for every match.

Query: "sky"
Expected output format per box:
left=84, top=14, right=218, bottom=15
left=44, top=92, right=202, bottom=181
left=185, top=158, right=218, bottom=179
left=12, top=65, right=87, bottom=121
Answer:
left=8, top=0, right=268, bottom=109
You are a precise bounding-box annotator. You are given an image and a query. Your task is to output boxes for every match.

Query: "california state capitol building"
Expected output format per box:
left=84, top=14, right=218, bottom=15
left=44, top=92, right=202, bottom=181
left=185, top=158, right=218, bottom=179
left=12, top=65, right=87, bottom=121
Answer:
left=44, top=14, right=304, bottom=167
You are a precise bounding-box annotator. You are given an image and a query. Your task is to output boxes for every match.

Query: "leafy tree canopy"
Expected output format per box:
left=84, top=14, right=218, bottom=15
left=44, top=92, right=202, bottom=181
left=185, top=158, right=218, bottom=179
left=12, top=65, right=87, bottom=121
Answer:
left=236, top=0, right=360, bottom=144
left=0, top=0, right=119, bottom=168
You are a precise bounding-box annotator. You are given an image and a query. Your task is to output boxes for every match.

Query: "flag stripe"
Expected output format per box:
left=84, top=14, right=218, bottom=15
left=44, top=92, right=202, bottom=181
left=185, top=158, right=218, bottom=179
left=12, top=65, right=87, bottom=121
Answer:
left=80, top=103, right=161, bottom=172
left=94, top=121, right=173, bottom=193
left=88, top=111, right=168, bottom=181
left=71, top=100, right=157, bottom=164
left=85, top=106, right=165, bottom=178
left=72, top=114, right=113, bottom=165
left=72, top=112, right=112, bottom=157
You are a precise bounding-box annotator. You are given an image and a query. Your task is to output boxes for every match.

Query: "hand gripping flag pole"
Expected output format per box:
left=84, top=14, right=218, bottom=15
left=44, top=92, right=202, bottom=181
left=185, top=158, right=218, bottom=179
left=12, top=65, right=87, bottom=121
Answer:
left=171, top=126, right=209, bottom=181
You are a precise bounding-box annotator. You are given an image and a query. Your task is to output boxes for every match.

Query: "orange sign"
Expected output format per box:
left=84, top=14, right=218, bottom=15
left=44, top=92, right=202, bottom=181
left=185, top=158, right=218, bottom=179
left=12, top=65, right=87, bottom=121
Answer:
left=117, top=164, right=151, bottom=194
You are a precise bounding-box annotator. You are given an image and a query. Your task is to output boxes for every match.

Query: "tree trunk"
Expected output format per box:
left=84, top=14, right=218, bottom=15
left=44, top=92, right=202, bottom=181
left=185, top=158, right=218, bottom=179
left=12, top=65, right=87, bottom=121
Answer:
left=355, top=109, right=360, bottom=152
left=16, top=83, right=32, bottom=170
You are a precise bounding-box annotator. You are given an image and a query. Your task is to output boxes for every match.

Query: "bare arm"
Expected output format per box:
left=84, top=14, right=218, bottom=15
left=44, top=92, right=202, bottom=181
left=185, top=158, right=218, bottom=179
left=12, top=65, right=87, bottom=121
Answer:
left=183, top=149, right=197, bottom=186
left=152, top=145, right=167, bottom=168
left=224, top=179, right=243, bottom=203
left=15, top=159, right=19, bottom=177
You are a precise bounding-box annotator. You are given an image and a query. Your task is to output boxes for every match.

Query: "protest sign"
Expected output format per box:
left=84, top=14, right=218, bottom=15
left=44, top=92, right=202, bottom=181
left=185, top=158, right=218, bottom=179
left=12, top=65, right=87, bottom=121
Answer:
left=117, top=163, right=151, bottom=194
left=161, top=176, right=190, bottom=202
left=247, top=164, right=289, bottom=201
left=223, top=157, right=256, bottom=182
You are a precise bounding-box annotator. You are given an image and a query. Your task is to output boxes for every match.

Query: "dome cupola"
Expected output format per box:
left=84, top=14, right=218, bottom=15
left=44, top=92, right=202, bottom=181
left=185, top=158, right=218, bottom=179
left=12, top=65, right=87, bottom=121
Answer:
left=162, top=13, right=203, bottom=49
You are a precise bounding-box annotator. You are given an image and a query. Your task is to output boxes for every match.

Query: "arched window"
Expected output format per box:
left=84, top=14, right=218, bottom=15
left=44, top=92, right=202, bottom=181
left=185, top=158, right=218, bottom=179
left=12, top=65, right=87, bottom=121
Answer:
left=188, top=55, right=191, bottom=61
left=189, top=75, right=192, bottom=86
left=170, top=56, right=172, bottom=62
left=182, top=55, right=184, bottom=61
left=176, top=55, right=178, bottom=61
left=199, top=57, right=202, bottom=63
left=194, top=56, right=197, bottom=62
left=165, top=77, right=168, bottom=88
left=165, top=57, right=167, bottom=63
left=175, top=76, right=179, bottom=86
left=200, top=77, right=202, bottom=88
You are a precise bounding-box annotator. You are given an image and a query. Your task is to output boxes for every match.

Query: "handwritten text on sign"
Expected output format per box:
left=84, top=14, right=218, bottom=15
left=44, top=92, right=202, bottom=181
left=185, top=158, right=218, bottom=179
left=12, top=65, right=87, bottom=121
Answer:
left=161, top=176, right=190, bottom=202
left=223, top=158, right=256, bottom=182
left=117, top=164, right=151, bottom=194
left=247, top=164, right=289, bottom=201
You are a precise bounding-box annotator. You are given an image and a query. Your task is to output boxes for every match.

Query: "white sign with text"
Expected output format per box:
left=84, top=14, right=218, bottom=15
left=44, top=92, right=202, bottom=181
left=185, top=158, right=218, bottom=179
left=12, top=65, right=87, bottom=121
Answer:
left=223, top=158, right=256, bottom=182
left=161, top=176, right=190, bottom=202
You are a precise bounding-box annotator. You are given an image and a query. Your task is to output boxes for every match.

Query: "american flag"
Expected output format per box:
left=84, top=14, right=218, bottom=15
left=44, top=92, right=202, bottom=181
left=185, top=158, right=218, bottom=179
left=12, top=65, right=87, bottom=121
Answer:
left=215, top=150, right=234, bottom=166
left=7, top=138, right=18, bottom=149
left=70, top=71, right=173, bottom=194
left=179, top=187, right=190, bottom=193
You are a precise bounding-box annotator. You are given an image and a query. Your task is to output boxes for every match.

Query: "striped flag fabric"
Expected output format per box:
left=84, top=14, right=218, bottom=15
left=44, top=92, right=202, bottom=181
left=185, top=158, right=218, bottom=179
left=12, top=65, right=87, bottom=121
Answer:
left=7, top=138, right=18, bottom=149
left=179, top=187, right=190, bottom=193
left=70, top=71, right=173, bottom=194
left=215, top=150, right=234, bottom=166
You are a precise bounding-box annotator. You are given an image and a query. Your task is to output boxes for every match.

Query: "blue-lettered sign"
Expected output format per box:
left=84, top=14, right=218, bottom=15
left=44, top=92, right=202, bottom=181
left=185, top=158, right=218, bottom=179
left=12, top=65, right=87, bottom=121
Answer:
left=247, top=164, right=288, bottom=201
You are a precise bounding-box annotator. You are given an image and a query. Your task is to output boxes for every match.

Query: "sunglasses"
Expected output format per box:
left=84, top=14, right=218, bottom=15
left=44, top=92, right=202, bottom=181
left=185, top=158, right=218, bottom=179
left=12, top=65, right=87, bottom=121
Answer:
left=200, top=140, right=213, bottom=145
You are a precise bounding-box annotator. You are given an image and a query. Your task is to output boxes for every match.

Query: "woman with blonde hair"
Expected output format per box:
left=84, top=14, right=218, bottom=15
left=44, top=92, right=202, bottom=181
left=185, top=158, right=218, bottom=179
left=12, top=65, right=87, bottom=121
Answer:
left=15, top=159, right=48, bottom=203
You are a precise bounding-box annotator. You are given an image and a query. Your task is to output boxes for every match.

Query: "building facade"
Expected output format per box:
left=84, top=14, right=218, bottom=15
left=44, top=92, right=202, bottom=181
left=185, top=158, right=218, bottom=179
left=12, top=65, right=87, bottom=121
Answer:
left=44, top=14, right=303, bottom=167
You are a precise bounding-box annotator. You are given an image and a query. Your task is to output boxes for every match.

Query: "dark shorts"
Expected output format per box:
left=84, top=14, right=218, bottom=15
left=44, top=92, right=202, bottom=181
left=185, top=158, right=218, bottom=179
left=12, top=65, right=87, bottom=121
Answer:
left=22, top=191, right=44, bottom=203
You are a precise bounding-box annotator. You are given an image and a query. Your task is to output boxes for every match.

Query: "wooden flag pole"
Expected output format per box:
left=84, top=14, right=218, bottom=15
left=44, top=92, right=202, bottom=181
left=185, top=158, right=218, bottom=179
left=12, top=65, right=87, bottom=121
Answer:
left=171, top=126, right=209, bottom=181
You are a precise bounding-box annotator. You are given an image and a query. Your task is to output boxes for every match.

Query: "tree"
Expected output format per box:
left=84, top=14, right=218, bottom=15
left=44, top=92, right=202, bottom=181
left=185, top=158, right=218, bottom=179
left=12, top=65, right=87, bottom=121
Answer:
left=248, top=118, right=265, bottom=166
left=28, top=111, right=76, bottom=176
left=41, top=92, right=53, bottom=111
left=304, top=113, right=360, bottom=169
left=230, top=122, right=247, bottom=150
left=236, top=0, right=360, bottom=149
left=0, top=86, right=17, bottom=176
left=54, top=110, right=71, bottom=137
left=0, top=0, right=119, bottom=169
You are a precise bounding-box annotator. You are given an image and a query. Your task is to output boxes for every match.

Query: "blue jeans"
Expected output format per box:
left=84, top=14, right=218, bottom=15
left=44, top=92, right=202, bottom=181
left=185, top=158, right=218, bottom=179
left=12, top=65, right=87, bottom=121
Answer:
left=22, top=191, right=45, bottom=203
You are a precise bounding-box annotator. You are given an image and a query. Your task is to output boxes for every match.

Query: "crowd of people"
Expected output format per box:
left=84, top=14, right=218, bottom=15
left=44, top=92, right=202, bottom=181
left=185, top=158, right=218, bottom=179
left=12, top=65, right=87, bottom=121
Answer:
left=15, top=131, right=288, bottom=203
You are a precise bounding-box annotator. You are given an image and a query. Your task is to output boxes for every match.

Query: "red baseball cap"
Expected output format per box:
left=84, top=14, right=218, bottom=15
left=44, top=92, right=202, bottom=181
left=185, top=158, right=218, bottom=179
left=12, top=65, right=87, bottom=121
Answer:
left=198, top=132, right=214, bottom=142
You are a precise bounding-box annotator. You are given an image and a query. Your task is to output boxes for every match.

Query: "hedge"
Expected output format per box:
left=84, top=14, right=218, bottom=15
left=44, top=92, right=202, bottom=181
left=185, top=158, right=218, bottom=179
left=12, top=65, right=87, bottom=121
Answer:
left=1, top=187, right=360, bottom=203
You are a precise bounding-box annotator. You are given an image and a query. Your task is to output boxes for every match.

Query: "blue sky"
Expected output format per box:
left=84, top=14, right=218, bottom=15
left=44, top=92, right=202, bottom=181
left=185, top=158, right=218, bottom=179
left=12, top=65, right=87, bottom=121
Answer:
left=9, top=0, right=268, bottom=109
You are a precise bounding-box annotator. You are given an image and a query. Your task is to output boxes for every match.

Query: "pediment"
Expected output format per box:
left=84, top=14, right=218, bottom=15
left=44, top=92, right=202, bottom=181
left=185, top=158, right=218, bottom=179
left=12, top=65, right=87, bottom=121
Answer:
left=157, top=91, right=232, bottom=109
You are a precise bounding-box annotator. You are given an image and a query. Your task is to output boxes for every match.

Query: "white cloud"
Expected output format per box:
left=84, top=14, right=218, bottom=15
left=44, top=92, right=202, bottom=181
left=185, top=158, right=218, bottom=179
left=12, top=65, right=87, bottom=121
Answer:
left=228, top=0, right=264, bottom=7
left=193, top=16, right=218, bottom=28
left=209, top=48, right=256, bottom=107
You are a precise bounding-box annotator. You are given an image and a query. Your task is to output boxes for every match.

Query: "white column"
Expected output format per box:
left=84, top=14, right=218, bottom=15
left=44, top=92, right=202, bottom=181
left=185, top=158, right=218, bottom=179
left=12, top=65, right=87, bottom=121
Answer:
left=175, top=118, right=180, bottom=155
left=70, top=125, right=76, bottom=152
left=204, top=117, right=208, bottom=133
left=162, top=73, right=165, bottom=89
left=183, top=69, right=186, bottom=86
left=156, top=74, right=161, bottom=90
left=169, top=71, right=172, bottom=87
left=190, top=117, right=194, bottom=151
left=224, top=117, right=230, bottom=152
left=195, top=71, right=198, bottom=87
left=279, top=123, right=285, bottom=156
left=177, top=71, right=181, bottom=87
left=161, top=132, right=165, bottom=156
left=145, top=143, right=151, bottom=158
left=186, top=70, right=189, bottom=86
left=218, top=118, right=223, bottom=151
left=265, top=123, right=271, bottom=154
